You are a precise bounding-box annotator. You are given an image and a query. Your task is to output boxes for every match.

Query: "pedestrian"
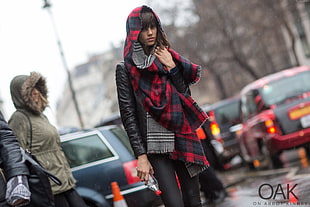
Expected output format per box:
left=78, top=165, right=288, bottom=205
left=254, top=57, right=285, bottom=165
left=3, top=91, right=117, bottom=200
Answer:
left=0, top=110, right=31, bottom=207
left=116, top=5, right=209, bottom=207
left=8, top=72, right=88, bottom=207
left=197, top=123, right=227, bottom=204
left=199, top=167, right=226, bottom=204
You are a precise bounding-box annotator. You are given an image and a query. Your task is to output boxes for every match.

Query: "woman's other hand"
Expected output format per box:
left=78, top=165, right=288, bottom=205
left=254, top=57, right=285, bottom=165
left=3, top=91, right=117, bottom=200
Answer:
left=154, top=46, right=176, bottom=71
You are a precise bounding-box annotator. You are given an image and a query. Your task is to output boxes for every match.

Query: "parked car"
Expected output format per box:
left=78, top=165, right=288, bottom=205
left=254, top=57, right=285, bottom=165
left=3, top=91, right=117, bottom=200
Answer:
left=200, top=95, right=243, bottom=171
left=60, top=125, right=162, bottom=207
left=237, top=65, right=310, bottom=169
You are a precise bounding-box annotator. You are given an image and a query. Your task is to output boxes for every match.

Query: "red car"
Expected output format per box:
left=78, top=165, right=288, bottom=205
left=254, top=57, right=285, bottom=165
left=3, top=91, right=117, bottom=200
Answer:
left=238, top=65, right=310, bottom=169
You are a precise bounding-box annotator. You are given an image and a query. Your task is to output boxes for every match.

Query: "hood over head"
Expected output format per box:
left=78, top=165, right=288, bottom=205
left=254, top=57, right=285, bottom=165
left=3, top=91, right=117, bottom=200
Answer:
left=123, top=5, right=165, bottom=64
left=10, top=72, right=48, bottom=115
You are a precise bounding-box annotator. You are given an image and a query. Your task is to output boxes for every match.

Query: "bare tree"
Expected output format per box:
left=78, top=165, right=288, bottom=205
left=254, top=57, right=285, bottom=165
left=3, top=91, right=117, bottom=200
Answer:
left=148, top=0, right=293, bottom=101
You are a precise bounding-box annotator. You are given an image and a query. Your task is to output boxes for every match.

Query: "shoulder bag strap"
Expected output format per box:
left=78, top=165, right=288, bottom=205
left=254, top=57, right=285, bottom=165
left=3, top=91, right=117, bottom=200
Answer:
left=16, top=111, right=62, bottom=185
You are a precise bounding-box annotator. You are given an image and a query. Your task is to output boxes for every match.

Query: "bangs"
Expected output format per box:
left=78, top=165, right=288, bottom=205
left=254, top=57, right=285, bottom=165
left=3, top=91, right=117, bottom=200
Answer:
left=141, top=12, right=157, bottom=30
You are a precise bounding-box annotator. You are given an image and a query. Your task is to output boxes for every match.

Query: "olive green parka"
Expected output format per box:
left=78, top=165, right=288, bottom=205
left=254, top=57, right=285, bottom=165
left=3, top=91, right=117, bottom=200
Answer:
left=8, top=72, right=76, bottom=195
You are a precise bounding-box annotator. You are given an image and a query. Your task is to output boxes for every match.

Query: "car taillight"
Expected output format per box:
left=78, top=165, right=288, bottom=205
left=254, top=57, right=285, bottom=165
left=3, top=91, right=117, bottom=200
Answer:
left=210, top=122, right=221, bottom=137
left=122, top=160, right=140, bottom=184
left=208, top=110, right=221, bottom=138
left=265, top=119, right=276, bottom=134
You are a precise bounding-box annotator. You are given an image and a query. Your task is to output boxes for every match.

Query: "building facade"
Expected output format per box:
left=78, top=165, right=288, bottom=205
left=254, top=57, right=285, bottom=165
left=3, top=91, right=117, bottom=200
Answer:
left=56, top=48, right=122, bottom=129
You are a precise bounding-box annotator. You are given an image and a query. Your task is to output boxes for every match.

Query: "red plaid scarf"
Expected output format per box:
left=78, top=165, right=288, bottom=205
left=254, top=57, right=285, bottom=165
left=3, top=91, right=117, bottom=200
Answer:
left=128, top=51, right=207, bottom=134
left=123, top=6, right=209, bottom=168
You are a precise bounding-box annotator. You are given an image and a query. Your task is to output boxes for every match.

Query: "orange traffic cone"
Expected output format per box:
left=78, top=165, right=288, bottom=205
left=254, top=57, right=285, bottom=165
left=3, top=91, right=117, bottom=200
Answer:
left=111, top=181, right=128, bottom=207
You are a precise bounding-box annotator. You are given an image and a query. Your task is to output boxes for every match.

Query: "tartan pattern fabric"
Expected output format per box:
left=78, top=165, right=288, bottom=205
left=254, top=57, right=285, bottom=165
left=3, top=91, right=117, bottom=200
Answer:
left=124, top=6, right=208, bottom=134
left=172, top=132, right=209, bottom=167
left=130, top=56, right=208, bottom=134
left=123, top=5, right=209, bottom=168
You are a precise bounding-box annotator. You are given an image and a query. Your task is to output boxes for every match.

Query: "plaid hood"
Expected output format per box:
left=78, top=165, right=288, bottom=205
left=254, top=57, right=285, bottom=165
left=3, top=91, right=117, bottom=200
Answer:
left=124, top=6, right=163, bottom=65
left=123, top=5, right=208, bottom=134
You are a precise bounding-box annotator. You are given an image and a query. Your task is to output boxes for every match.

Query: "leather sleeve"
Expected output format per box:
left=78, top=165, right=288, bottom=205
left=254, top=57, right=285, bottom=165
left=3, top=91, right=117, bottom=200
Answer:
left=115, top=63, right=147, bottom=158
left=0, top=111, right=29, bottom=179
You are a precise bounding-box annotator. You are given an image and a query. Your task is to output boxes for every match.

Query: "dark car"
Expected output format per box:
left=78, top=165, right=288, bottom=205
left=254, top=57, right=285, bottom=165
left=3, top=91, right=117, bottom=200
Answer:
left=237, top=65, right=310, bottom=169
left=200, top=96, right=243, bottom=170
left=60, top=125, right=162, bottom=207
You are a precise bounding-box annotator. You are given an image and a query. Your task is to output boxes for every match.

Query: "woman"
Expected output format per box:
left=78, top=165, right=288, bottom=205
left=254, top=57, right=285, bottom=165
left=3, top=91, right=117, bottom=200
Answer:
left=116, top=5, right=209, bottom=207
left=0, top=111, right=30, bottom=207
left=8, top=72, right=87, bottom=207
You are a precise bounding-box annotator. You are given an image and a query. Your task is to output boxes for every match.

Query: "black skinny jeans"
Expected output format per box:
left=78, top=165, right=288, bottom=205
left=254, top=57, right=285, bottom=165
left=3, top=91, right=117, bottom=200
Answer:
left=54, top=188, right=87, bottom=207
left=148, top=154, right=202, bottom=207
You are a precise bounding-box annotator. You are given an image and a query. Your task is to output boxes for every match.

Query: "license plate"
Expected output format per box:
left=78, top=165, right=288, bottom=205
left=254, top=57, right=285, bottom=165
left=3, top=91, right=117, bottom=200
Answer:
left=289, top=104, right=310, bottom=120
left=301, top=114, right=310, bottom=128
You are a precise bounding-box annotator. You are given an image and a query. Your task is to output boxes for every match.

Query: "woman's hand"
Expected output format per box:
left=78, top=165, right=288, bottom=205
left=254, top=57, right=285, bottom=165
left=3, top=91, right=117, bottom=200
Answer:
left=136, top=154, right=154, bottom=183
left=154, top=46, right=176, bottom=71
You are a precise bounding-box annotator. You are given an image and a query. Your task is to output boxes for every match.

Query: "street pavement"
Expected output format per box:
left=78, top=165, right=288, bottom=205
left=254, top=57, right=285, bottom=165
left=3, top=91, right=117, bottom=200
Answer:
left=206, top=147, right=310, bottom=207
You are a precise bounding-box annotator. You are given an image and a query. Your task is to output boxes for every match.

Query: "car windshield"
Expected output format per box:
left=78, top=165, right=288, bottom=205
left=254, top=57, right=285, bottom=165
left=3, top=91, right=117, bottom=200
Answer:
left=260, top=71, right=310, bottom=106
left=214, top=99, right=240, bottom=126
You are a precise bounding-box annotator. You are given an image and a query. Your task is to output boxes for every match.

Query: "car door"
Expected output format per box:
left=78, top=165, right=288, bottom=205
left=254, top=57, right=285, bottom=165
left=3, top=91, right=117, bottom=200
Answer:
left=240, top=90, right=264, bottom=159
left=61, top=131, right=125, bottom=195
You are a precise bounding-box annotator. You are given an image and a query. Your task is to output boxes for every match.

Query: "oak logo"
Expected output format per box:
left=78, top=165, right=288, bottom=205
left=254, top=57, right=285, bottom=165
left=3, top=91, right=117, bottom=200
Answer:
left=258, top=183, right=298, bottom=200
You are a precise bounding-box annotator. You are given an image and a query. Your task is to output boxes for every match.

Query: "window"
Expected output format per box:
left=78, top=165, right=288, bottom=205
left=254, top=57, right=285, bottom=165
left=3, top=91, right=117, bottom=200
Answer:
left=110, top=127, right=134, bottom=156
left=260, top=71, right=310, bottom=105
left=61, top=133, right=114, bottom=168
left=241, top=90, right=258, bottom=120
left=245, top=91, right=258, bottom=116
left=213, top=99, right=240, bottom=126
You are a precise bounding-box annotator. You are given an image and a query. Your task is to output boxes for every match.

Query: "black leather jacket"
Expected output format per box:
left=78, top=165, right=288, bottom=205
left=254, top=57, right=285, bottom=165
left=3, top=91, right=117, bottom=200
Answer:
left=116, top=62, right=190, bottom=158
left=0, top=111, right=29, bottom=180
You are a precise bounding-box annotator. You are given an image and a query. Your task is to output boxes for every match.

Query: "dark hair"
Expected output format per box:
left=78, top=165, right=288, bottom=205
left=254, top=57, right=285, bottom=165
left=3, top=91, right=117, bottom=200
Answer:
left=140, top=8, right=171, bottom=49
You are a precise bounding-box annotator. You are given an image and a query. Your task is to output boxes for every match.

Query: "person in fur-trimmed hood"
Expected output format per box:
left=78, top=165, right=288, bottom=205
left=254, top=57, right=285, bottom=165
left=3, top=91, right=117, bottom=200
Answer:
left=116, top=5, right=209, bottom=207
left=8, top=72, right=87, bottom=207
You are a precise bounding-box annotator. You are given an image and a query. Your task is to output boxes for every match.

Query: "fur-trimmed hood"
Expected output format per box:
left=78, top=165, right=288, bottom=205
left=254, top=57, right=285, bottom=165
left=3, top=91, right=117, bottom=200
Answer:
left=10, top=72, right=48, bottom=115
